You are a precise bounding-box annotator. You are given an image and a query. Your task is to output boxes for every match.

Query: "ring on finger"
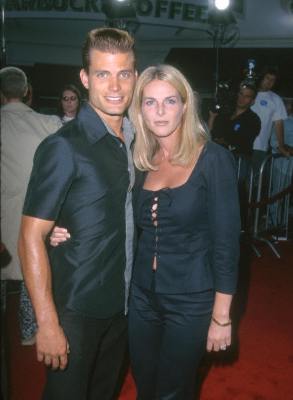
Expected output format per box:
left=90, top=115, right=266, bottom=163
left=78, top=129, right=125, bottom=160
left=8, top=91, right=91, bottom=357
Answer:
left=220, top=345, right=227, bottom=350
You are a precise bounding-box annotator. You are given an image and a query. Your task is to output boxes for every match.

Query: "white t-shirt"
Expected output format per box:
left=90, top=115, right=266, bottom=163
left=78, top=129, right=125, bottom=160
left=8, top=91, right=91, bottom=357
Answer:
left=61, top=114, right=75, bottom=124
left=251, top=91, right=287, bottom=151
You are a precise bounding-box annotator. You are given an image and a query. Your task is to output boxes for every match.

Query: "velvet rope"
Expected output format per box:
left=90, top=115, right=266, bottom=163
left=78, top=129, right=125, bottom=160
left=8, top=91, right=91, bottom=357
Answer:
left=248, top=184, right=293, bottom=209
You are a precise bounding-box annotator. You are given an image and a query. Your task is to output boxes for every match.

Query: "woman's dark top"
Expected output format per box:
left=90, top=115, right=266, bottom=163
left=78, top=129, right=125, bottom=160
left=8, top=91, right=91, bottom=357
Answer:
left=133, top=141, right=241, bottom=295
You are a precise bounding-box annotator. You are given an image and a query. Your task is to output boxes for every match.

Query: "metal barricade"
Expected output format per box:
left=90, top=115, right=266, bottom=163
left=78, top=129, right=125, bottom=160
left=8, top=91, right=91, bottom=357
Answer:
left=234, top=154, right=254, bottom=230
left=247, top=154, right=293, bottom=258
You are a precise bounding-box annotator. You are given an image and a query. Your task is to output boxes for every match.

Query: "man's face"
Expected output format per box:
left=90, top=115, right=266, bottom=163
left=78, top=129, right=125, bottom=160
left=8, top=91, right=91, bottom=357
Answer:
left=237, top=87, right=255, bottom=110
left=260, top=73, right=277, bottom=91
left=80, top=50, right=137, bottom=125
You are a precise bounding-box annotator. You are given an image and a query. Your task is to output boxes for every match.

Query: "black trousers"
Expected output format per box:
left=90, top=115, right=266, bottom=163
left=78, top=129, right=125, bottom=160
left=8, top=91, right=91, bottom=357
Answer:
left=128, top=283, right=214, bottom=400
left=42, top=308, right=128, bottom=400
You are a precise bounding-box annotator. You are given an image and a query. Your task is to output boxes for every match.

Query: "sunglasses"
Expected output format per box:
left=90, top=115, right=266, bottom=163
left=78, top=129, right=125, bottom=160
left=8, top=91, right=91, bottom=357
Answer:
left=62, top=96, right=77, bottom=102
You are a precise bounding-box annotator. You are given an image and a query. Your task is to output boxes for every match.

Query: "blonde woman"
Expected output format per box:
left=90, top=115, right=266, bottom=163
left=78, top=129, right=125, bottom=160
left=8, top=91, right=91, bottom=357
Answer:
left=128, top=65, right=240, bottom=399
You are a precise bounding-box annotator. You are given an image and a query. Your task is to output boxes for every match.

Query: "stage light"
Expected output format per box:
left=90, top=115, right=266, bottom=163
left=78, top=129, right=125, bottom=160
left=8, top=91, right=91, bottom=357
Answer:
left=214, top=0, right=230, bottom=11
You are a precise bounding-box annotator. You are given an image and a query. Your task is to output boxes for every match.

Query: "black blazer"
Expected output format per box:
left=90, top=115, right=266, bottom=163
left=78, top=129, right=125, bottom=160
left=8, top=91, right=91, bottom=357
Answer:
left=132, top=141, right=241, bottom=295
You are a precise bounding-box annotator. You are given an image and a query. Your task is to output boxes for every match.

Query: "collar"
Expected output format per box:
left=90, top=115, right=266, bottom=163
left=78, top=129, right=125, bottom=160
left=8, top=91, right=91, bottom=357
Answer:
left=1, top=101, right=33, bottom=112
left=77, top=103, right=108, bottom=144
left=77, top=102, right=134, bottom=145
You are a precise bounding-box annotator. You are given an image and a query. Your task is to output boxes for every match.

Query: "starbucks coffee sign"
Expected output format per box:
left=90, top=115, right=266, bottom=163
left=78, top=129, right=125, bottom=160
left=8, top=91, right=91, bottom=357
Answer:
left=5, top=0, right=244, bottom=24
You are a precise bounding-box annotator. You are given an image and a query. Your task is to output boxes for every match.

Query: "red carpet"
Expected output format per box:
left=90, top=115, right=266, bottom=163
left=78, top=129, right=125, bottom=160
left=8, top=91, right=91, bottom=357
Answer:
left=3, top=241, right=293, bottom=400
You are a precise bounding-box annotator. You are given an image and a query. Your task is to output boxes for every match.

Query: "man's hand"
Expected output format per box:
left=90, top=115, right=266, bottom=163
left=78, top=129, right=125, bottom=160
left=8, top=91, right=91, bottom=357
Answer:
left=36, top=322, right=70, bottom=370
left=278, top=145, right=291, bottom=158
left=275, top=120, right=289, bottom=157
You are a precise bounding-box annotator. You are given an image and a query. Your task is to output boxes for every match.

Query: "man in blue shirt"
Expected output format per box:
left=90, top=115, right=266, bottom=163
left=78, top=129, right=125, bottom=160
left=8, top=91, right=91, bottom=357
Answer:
left=251, top=66, right=289, bottom=170
left=269, top=98, right=293, bottom=229
left=18, top=27, right=137, bottom=400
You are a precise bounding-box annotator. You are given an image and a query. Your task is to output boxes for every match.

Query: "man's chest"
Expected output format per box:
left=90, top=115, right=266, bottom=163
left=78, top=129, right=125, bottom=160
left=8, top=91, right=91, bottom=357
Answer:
left=252, top=96, right=275, bottom=121
left=69, top=136, right=130, bottom=198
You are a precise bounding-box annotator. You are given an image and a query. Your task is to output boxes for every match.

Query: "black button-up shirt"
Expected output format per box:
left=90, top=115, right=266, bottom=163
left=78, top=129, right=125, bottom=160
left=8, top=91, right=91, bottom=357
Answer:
left=23, top=103, right=134, bottom=318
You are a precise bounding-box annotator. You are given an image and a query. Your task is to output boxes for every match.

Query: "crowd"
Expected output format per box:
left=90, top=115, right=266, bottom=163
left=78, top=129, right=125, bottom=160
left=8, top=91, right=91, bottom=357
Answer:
left=1, top=26, right=292, bottom=400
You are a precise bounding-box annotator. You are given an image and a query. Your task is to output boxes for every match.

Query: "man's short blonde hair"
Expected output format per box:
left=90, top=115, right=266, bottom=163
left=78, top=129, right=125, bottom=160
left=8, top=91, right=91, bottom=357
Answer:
left=82, top=27, right=135, bottom=72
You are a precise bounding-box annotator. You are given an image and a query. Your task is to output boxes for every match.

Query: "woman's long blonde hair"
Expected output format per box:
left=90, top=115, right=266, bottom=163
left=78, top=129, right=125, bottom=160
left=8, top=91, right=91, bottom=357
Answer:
left=129, top=64, right=209, bottom=171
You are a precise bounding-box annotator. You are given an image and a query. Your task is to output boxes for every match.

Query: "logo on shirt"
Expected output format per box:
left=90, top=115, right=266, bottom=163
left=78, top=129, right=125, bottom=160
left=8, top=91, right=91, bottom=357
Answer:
left=260, top=100, right=268, bottom=106
left=233, top=123, right=241, bottom=132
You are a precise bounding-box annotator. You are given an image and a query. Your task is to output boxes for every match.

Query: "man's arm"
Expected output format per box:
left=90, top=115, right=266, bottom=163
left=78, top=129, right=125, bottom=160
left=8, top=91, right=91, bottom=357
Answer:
left=275, top=119, right=290, bottom=157
left=18, top=216, right=69, bottom=370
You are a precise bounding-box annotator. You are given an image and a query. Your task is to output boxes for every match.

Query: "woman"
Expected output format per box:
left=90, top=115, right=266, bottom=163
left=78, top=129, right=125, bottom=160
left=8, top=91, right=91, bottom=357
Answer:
left=128, top=65, right=240, bottom=399
left=58, top=84, right=81, bottom=124
left=51, top=65, right=240, bottom=399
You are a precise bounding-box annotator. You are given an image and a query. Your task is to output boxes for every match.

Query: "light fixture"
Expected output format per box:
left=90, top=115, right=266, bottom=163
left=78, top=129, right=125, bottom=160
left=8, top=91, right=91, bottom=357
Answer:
left=101, top=0, right=136, bottom=19
left=214, top=0, right=231, bottom=11
left=209, top=0, right=234, bottom=25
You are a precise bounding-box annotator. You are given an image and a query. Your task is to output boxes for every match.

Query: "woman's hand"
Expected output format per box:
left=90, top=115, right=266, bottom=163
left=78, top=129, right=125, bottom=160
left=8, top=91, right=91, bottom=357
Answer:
left=206, top=318, right=232, bottom=352
left=50, top=226, right=70, bottom=247
left=207, top=292, right=233, bottom=352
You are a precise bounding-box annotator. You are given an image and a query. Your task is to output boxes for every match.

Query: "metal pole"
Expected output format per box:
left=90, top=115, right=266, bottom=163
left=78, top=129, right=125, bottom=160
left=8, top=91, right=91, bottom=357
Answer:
left=213, top=24, right=225, bottom=105
left=1, top=0, right=6, bottom=67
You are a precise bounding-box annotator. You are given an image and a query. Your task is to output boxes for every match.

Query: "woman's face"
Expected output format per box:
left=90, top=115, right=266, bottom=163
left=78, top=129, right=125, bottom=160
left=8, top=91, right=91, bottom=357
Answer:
left=141, top=79, right=185, bottom=139
left=61, top=89, right=79, bottom=116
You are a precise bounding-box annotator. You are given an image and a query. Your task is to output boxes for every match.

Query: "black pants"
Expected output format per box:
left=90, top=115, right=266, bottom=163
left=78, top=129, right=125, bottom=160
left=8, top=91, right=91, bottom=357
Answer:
left=128, top=283, right=214, bottom=400
left=42, top=308, right=128, bottom=400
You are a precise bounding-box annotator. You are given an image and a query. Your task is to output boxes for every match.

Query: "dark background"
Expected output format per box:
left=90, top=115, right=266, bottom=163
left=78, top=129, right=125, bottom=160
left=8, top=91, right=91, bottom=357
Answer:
left=19, top=47, right=292, bottom=117
left=166, top=47, right=293, bottom=96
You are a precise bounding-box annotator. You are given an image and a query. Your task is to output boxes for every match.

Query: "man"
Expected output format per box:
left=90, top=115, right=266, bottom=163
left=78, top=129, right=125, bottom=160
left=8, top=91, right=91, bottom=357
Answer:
left=0, top=67, right=62, bottom=344
left=208, top=83, right=261, bottom=229
left=271, top=98, right=293, bottom=154
left=209, top=83, right=261, bottom=157
left=18, top=28, right=137, bottom=400
left=252, top=66, right=289, bottom=170
left=269, top=98, right=293, bottom=229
